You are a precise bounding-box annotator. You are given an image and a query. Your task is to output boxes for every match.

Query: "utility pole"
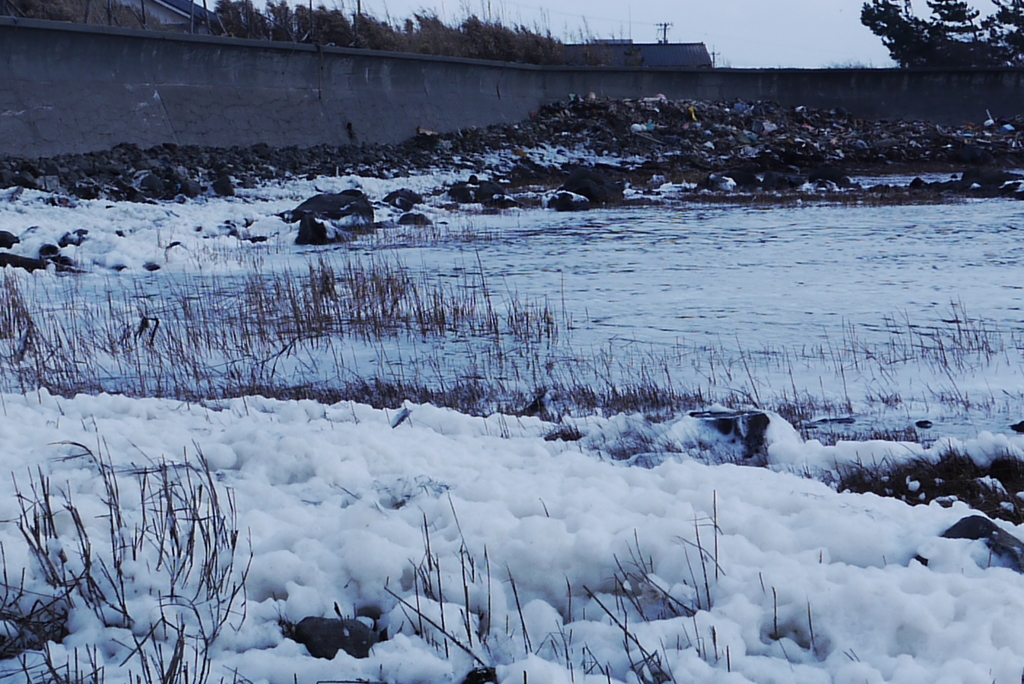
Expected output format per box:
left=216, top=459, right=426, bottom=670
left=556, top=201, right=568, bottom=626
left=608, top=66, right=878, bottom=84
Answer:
left=656, top=22, right=672, bottom=44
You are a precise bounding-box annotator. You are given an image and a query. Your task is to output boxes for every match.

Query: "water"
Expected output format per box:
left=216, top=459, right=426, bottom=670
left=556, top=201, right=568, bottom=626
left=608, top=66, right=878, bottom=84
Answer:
left=5, top=184, right=1024, bottom=441
left=371, top=199, right=1024, bottom=438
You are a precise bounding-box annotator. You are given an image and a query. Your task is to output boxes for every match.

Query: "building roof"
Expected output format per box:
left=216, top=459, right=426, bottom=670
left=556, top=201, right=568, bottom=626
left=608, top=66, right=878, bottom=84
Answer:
left=151, top=0, right=216, bottom=23
left=565, top=41, right=713, bottom=68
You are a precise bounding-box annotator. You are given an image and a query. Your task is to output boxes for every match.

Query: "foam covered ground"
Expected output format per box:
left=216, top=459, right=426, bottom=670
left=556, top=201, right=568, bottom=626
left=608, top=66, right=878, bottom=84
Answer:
left=0, top=391, right=1022, bottom=683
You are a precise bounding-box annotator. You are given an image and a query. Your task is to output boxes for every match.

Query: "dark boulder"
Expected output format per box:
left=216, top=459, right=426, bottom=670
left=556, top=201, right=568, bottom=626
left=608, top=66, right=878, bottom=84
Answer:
left=286, top=191, right=374, bottom=227
left=461, top=669, right=498, bottom=684
left=384, top=188, right=424, bottom=211
left=561, top=168, right=622, bottom=204
left=179, top=179, right=203, bottom=198
left=721, top=169, right=761, bottom=189
left=287, top=191, right=375, bottom=244
left=473, top=180, right=506, bottom=203
left=705, top=174, right=738, bottom=192
left=137, top=173, right=166, bottom=198
left=448, top=176, right=506, bottom=204
left=38, top=244, right=78, bottom=272
left=808, top=166, right=852, bottom=187
left=296, top=215, right=330, bottom=246
left=13, top=171, right=38, bottom=190
left=949, top=146, right=994, bottom=165
left=0, top=253, right=48, bottom=272
left=483, top=194, right=519, bottom=209
left=71, top=180, right=102, bottom=200
left=548, top=191, right=591, bottom=212
left=398, top=212, right=432, bottom=226
left=959, top=168, right=1022, bottom=189
left=448, top=182, right=475, bottom=204
left=38, top=244, right=60, bottom=260
left=58, top=229, right=88, bottom=248
left=0, top=230, right=19, bottom=250
left=689, top=409, right=771, bottom=461
left=942, top=515, right=1024, bottom=572
left=292, top=617, right=379, bottom=659
left=212, top=175, right=235, bottom=197
left=761, top=170, right=806, bottom=190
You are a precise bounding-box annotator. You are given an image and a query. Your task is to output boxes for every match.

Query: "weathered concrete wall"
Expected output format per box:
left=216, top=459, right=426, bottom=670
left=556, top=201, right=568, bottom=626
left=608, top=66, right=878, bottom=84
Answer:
left=2, top=17, right=1024, bottom=158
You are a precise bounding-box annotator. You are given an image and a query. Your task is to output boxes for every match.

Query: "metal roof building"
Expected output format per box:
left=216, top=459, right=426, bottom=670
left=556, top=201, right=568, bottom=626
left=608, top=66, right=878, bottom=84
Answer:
left=565, top=41, right=713, bottom=68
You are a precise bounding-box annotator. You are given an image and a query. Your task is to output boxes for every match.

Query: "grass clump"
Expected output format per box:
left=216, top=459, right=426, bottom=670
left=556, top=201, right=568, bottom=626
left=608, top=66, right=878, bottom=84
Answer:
left=9, top=444, right=249, bottom=684
left=839, top=450, right=1024, bottom=524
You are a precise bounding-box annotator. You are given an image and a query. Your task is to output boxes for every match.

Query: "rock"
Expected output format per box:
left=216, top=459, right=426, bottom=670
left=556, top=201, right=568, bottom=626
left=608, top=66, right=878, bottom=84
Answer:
left=143, top=262, right=161, bottom=271
left=721, top=169, right=761, bottom=189
left=137, top=173, right=166, bottom=198
left=548, top=191, right=591, bottom=212
left=384, top=188, right=423, bottom=211
left=398, top=212, right=432, bottom=226
left=949, top=146, right=994, bottom=165
left=960, top=168, right=1022, bottom=189
left=561, top=168, right=622, bottom=204
left=212, top=175, right=235, bottom=197
left=448, top=182, right=476, bottom=203
left=286, top=191, right=374, bottom=227
left=483, top=194, right=518, bottom=209
left=0, top=230, right=19, bottom=249
left=0, top=253, right=48, bottom=272
left=521, top=388, right=558, bottom=421
left=292, top=617, right=379, bottom=659
left=448, top=176, right=506, bottom=204
left=473, top=179, right=506, bottom=203
left=808, top=166, right=852, bottom=187
left=180, top=179, right=203, bottom=198
left=58, top=229, right=88, bottom=248
left=38, top=244, right=60, bottom=260
left=13, top=171, right=38, bottom=190
left=71, top=180, right=102, bottom=200
left=688, top=409, right=771, bottom=460
left=1010, top=420, right=1024, bottom=433
left=461, top=669, right=498, bottom=684
left=705, top=174, right=737, bottom=192
left=761, top=170, right=806, bottom=190
left=296, top=215, right=330, bottom=245
left=941, top=515, right=1024, bottom=572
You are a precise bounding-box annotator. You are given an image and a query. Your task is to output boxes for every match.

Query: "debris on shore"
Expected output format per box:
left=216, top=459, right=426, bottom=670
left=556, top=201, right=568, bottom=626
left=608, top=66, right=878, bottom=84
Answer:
left=3, top=97, right=1024, bottom=203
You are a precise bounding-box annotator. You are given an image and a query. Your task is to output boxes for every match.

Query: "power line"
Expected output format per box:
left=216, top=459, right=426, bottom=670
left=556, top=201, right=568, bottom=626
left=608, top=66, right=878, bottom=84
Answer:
left=655, top=21, right=671, bottom=43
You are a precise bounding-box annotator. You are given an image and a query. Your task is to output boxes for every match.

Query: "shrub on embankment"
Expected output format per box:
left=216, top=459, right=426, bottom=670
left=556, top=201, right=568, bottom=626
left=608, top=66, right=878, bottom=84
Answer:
left=0, top=0, right=567, bottom=65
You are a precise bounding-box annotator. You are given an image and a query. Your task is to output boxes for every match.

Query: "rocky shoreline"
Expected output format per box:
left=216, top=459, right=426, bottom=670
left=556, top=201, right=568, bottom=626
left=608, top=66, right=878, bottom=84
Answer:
left=4, top=96, right=1024, bottom=205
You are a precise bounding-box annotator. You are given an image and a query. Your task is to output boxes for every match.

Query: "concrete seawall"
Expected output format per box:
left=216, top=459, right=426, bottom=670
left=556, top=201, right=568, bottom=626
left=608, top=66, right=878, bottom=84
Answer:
left=3, top=17, right=1024, bottom=158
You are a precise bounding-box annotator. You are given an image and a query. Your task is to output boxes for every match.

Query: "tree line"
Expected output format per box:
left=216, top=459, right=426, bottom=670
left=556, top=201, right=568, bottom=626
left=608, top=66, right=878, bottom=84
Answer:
left=0, top=0, right=566, bottom=65
left=213, top=0, right=564, bottom=65
left=862, top=0, right=1024, bottom=66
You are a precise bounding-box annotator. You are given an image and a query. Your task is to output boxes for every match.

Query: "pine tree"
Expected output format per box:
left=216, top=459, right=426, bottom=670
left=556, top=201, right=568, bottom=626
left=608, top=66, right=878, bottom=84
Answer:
left=861, top=0, right=1009, bottom=66
left=861, top=0, right=938, bottom=66
left=927, top=0, right=982, bottom=39
left=991, top=0, right=1024, bottom=63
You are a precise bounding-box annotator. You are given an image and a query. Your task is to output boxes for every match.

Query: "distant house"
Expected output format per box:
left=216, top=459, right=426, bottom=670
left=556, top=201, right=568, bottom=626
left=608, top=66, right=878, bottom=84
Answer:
left=120, top=0, right=217, bottom=32
left=565, top=40, right=713, bottom=68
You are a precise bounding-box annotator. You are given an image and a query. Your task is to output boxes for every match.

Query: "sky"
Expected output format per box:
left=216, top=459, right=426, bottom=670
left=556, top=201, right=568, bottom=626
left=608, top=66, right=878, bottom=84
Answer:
left=366, top=0, right=899, bottom=67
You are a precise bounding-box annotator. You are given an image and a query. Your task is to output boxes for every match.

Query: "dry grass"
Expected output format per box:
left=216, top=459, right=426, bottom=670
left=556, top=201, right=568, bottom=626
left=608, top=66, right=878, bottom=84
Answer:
left=0, top=0, right=568, bottom=65
left=8, top=444, right=249, bottom=684
left=839, top=450, right=1024, bottom=524
left=1, top=0, right=166, bottom=30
